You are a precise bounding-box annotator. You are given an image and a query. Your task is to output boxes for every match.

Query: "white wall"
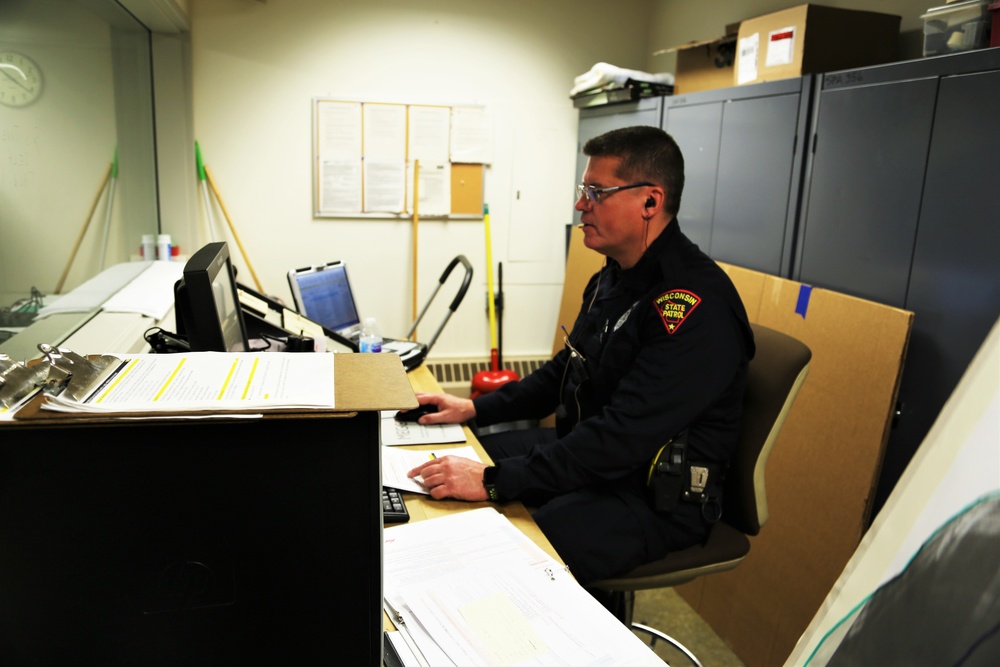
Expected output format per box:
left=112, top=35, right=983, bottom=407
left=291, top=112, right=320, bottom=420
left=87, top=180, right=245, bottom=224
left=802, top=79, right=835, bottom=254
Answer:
left=187, top=0, right=656, bottom=360
left=0, top=1, right=119, bottom=303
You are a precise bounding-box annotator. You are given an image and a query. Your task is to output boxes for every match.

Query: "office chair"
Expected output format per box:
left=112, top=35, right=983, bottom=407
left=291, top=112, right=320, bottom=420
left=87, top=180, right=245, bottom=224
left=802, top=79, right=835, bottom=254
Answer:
left=591, top=323, right=811, bottom=666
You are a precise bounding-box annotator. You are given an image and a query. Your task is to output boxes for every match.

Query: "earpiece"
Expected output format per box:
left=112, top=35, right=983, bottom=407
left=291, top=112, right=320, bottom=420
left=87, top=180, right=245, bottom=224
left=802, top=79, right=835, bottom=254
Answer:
left=645, top=196, right=655, bottom=208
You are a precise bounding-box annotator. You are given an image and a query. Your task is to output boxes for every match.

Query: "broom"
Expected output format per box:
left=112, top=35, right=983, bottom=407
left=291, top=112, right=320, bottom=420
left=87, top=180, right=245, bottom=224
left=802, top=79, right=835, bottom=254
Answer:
left=472, top=204, right=519, bottom=398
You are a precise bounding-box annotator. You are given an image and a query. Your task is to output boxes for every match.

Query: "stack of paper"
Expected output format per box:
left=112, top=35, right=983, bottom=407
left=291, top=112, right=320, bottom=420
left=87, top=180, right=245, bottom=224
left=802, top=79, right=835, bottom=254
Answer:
left=40, top=352, right=336, bottom=414
left=383, top=508, right=666, bottom=666
left=35, top=262, right=152, bottom=318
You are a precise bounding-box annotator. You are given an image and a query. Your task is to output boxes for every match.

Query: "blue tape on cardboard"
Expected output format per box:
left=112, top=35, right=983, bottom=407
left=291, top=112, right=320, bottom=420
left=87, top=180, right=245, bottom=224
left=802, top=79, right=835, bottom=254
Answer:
left=796, top=285, right=813, bottom=319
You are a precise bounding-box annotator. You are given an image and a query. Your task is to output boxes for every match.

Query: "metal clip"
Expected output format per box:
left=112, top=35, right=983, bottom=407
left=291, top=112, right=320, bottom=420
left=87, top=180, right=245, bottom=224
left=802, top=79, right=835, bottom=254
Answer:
left=0, top=354, right=50, bottom=409
left=36, top=344, right=121, bottom=403
left=689, top=466, right=710, bottom=495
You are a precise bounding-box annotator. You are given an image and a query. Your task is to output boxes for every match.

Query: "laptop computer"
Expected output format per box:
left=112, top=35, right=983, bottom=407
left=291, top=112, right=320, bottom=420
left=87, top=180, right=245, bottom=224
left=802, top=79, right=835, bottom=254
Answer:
left=287, top=261, right=364, bottom=342
left=287, top=261, right=426, bottom=369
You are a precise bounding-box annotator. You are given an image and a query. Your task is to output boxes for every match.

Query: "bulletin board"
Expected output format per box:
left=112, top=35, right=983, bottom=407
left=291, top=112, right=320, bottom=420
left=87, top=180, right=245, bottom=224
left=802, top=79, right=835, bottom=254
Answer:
left=312, top=99, right=491, bottom=219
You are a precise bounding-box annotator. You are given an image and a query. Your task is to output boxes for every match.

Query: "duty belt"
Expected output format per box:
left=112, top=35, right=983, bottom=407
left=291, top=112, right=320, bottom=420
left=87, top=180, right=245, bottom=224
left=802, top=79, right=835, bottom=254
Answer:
left=646, top=431, right=723, bottom=523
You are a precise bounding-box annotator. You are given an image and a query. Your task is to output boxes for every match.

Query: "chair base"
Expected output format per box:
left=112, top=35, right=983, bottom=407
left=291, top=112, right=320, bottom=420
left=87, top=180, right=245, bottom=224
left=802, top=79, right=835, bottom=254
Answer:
left=631, top=622, right=703, bottom=667
left=606, top=591, right=703, bottom=667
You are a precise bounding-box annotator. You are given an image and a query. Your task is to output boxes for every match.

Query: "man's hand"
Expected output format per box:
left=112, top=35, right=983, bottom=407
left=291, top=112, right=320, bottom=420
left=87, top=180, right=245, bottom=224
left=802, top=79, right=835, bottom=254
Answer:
left=406, top=392, right=476, bottom=425
left=408, top=455, right=489, bottom=501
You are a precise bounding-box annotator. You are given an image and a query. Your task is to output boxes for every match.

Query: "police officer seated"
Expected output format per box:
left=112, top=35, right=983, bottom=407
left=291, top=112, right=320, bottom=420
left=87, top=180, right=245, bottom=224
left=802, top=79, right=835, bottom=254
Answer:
left=407, top=126, right=755, bottom=611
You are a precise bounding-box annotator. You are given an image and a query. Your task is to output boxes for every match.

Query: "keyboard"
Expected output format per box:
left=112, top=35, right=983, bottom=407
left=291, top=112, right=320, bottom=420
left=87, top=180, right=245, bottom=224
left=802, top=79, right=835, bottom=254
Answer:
left=382, top=486, right=410, bottom=524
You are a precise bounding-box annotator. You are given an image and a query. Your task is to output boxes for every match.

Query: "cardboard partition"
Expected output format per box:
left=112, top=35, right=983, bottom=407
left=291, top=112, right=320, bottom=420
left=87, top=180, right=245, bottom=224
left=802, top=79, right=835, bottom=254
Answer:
left=550, top=235, right=915, bottom=666
left=677, top=262, right=914, bottom=667
left=788, top=319, right=999, bottom=663
left=735, top=4, right=901, bottom=86
left=551, top=226, right=607, bottom=357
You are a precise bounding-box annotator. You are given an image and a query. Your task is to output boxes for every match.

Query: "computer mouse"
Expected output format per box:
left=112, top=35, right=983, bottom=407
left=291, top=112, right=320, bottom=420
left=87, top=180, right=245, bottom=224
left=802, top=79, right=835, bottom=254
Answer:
left=394, top=404, right=439, bottom=422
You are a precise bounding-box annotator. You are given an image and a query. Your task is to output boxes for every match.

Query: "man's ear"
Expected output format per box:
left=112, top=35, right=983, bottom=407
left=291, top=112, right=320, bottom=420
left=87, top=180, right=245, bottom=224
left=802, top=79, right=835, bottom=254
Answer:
left=643, top=187, right=666, bottom=214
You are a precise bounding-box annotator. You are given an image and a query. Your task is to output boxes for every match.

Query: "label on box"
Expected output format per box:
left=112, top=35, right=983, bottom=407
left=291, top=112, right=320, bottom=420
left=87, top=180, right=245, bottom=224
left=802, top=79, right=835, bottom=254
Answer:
left=737, top=32, right=759, bottom=84
left=766, top=26, right=796, bottom=66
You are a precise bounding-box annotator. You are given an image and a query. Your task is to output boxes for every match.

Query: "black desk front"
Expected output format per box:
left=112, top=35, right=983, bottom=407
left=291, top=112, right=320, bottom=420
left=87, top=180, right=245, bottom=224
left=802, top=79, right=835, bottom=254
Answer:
left=0, top=411, right=381, bottom=664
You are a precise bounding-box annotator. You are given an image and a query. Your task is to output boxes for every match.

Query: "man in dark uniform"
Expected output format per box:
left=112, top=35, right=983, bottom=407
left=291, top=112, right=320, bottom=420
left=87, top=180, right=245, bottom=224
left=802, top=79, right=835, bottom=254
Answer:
left=408, top=126, right=755, bottom=592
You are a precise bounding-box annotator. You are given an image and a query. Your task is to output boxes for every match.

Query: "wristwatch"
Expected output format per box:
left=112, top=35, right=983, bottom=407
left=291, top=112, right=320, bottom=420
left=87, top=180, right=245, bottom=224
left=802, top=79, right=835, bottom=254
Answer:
left=483, top=464, right=501, bottom=501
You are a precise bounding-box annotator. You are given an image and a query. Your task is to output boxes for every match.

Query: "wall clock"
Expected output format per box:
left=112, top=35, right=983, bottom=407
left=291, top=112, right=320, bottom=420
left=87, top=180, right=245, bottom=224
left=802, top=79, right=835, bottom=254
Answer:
left=0, top=51, right=43, bottom=108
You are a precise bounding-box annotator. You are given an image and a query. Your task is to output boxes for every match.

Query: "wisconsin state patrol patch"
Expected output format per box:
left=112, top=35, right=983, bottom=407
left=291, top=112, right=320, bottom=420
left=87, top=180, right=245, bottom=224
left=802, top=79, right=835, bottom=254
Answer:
left=654, top=289, right=701, bottom=334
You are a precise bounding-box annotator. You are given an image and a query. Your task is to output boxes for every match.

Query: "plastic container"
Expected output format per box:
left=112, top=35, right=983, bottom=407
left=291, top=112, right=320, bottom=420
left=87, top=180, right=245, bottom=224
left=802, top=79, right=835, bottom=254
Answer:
left=141, top=234, right=156, bottom=261
left=358, top=317, right=382, bottom=353
left=921, top=0, right=992, bottom=56
left=157, top=234, right=172, bottom=261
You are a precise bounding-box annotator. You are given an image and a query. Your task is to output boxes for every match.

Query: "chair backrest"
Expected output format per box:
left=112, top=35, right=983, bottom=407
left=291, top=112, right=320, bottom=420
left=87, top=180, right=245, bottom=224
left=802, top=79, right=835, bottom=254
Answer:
left=724, top=323, right=811, bottom=536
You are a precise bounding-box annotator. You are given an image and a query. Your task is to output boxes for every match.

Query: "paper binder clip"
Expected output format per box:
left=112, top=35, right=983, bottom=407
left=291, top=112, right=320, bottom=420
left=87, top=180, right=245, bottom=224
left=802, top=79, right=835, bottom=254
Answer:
left=0, top=354, right=50, bottom=409
left=35, top=344, right=121, bottom=403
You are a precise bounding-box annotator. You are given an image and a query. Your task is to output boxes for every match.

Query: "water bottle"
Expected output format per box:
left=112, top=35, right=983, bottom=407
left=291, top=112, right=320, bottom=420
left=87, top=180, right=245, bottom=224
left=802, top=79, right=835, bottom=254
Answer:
left=359, top=317, right=382, bottom=353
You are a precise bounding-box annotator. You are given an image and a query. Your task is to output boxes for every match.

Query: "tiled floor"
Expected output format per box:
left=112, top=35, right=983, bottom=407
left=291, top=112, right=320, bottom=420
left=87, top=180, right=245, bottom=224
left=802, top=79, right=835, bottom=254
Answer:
left=631, top=588, right=745, bottom=666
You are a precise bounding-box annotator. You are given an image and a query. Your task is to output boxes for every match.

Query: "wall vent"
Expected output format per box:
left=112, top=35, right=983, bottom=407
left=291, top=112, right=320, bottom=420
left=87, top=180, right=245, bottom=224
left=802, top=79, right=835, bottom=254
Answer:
left=425, top=356, right=548, bottom=397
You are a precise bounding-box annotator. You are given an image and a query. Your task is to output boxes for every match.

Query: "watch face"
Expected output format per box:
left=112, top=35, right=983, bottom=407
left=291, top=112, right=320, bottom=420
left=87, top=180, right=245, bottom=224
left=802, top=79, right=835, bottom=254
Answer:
left=0, top=52, right=43, bottom=108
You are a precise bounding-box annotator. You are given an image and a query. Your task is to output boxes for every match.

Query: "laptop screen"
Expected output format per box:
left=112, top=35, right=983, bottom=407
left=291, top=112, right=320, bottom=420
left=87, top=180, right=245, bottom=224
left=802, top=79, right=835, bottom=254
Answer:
left=287, top=262, right=361, bottom=334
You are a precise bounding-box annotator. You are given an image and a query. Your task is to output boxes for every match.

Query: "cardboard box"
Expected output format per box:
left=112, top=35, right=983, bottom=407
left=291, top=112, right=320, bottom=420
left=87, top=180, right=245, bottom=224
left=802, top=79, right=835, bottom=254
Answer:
left=677, top=263, right=914, bottom=667
left=735, top=4, right=901, bottom=86
left=662, top=33, right=738, bottom=94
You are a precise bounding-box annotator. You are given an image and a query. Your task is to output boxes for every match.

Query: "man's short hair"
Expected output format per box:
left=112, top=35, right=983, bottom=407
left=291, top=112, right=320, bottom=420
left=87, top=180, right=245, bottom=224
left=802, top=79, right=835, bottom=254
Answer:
left=583, top=126, right=685, bottom=216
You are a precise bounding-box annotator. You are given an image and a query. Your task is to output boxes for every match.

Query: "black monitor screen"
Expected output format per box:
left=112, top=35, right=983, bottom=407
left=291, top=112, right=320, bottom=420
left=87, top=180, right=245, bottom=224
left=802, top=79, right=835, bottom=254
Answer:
left=175, top=242, right=250, bottom=352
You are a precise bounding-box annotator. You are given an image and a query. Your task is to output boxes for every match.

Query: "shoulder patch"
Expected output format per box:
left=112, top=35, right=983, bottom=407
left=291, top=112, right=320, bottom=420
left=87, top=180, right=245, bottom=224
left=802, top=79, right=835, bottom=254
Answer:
left=654, top=289, right=701, bottom=334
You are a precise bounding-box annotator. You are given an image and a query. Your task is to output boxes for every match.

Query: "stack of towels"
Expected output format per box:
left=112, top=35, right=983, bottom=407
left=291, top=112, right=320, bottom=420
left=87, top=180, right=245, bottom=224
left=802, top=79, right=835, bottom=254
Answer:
left=570, top=62, right=675, bottom=97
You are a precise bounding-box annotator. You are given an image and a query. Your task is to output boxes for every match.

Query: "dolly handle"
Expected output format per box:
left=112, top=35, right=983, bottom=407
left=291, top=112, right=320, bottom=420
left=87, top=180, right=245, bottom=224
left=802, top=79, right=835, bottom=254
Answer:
left=440, top=254, right=474, bottom=312
left=405, top=255, right=474, bottom=350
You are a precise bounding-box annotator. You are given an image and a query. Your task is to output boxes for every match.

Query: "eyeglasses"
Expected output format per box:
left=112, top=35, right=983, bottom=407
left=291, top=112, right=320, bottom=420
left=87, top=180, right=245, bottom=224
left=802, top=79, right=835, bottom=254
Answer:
left=576, top=181, right=653, bottom=204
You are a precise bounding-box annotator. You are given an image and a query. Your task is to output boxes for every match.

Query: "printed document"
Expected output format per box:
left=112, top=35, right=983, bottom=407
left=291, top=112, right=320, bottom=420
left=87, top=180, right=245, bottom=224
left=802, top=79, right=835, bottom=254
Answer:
left=40, top=352, right=335, bottom=414
left=379, top=409, right=466, bottom=446
left=383, top=508, right=665, bottom=667
left=381, top=445, right=481, bottom=493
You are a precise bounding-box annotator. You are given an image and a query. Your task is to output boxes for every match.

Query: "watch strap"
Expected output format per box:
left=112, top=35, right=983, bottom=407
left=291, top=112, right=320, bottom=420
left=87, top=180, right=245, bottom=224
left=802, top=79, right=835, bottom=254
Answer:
left=483, top=464, right=501, bottom=501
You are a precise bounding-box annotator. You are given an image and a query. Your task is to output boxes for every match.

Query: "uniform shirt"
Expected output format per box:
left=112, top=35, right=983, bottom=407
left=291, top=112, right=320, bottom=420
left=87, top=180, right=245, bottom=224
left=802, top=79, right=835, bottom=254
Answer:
left=474, top=221, right=755, bottom=507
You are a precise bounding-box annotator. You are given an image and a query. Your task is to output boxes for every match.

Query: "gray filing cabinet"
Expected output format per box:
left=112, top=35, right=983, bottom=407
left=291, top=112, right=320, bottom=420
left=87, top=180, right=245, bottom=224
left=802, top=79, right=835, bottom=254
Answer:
left=572, top=52, right=999, bottom=514
left=794, top=48, right=1000, bottom=515
left=661, top=77, right=814, bottom=276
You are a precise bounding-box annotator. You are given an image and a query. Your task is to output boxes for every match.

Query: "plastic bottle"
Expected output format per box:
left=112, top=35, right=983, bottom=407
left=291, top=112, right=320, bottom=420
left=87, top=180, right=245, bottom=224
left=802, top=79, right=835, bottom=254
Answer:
left=359, top=317, right=382, bottom=353
left=141, top=234, right=156, bottom=261
left=157, top=234, right=172, bottom=261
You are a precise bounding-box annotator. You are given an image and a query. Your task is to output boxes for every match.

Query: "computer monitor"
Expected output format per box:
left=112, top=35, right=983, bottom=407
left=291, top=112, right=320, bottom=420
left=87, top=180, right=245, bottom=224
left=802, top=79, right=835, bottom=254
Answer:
left=175, top=242, right=250, bottom=352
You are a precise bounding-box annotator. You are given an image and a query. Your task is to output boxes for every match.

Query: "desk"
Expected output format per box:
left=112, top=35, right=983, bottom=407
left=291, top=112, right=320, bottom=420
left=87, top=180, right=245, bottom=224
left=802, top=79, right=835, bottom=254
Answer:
left=1, top=353, right=412, bottom=665
left=382, top=365, right=564, bottom=636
